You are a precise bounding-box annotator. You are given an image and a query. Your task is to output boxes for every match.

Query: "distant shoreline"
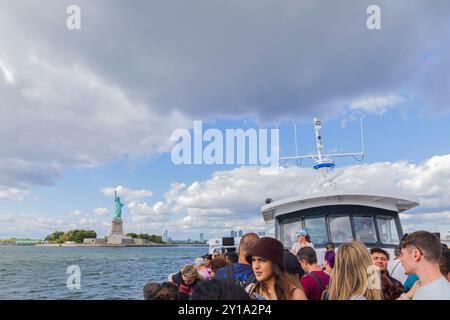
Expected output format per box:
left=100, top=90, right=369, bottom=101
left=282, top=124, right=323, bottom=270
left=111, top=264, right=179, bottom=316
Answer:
left=33, top=243, right=209, bottom=248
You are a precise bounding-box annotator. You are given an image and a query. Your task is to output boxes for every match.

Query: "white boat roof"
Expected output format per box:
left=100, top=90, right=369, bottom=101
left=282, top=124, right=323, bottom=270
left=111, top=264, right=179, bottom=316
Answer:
left=261, top=192, right=419, bottom=223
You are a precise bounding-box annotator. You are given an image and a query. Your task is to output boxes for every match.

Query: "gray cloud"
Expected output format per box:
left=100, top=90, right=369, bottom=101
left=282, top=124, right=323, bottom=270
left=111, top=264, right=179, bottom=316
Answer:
left=152, top=154, right=450, bottom=237
left=0, top=0, right=449, bottom=193
left=3, top=0, right=450, bottom=120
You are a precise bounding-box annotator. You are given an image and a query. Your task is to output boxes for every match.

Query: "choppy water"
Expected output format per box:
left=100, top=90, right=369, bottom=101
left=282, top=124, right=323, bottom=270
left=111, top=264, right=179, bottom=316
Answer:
left=0, top=246, right=206, bottom=300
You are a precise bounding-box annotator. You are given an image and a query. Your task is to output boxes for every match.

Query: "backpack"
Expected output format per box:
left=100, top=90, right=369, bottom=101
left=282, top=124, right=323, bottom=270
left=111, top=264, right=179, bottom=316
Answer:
left=306, top=272, right=325, bottom=291
left=225, top=264, right=256, bottom=288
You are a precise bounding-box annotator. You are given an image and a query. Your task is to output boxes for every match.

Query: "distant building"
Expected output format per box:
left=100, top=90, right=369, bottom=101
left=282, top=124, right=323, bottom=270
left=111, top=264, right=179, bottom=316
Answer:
left=162, top=230, right=169, bottom=242
left=199, top=233, right=204, bottom=241
left=257, top=231, right=266, bottom=237
left=15, top=240, right=41, bottom=245
left=238, top=230, right=243, bottom=237
left=84, top=238, right=106, bottom=245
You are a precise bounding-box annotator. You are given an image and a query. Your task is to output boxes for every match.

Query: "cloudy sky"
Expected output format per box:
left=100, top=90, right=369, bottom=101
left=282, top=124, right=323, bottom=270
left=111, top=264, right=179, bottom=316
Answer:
left=0, top=0, right=449, bottom=240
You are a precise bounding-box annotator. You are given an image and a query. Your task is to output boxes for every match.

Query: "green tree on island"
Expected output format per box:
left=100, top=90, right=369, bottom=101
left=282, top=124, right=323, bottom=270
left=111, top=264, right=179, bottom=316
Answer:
left=126, top=233, right=138, bottom=238
left=45, top=231, right=65, bottom=244
left=125, top=233, right=164, bottom=244
left=45, top=230, right=97, bottom=244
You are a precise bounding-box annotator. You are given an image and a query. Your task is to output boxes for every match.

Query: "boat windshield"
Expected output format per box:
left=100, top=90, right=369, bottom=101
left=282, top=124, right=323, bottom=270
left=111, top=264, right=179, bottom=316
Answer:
left=304, top=216, right=328, bottom=245
left=329, top=216, right=353, bottom=243
left=377, top=215, right=400, bottom=245
left=354, top=215, right=377, bottom=243
left=278, top=210, right=402, bottom=248
left=282, top=219, right=302, bottom=248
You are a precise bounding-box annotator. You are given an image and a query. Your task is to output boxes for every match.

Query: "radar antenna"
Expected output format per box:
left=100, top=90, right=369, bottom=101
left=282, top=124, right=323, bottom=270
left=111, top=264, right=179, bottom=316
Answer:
left=279, top=117, right=365, bottom=193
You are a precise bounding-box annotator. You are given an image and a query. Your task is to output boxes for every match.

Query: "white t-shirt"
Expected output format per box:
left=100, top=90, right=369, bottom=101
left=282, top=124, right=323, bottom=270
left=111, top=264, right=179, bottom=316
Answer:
left=291, top=241, right=315, bottom=255
left=413, top=276, right=450, bottom=300
left=387, top=259, right=408, bottom=284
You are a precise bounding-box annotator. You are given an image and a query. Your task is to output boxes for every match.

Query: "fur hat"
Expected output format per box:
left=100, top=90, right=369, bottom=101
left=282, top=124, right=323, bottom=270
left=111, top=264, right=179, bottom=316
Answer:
left=246, top=237, right=285, bottom=271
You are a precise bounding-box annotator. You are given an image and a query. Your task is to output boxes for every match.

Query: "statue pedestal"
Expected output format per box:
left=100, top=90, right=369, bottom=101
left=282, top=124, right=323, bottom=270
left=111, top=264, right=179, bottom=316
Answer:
left=110, top=219, right=124, bottom=235
left=106, top=218, right=133, bottom=245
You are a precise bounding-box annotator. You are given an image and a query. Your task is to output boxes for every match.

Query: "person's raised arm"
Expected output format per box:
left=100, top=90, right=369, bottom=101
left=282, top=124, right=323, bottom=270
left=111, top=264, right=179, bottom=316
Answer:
left=397, top=280, right=420, bottom=300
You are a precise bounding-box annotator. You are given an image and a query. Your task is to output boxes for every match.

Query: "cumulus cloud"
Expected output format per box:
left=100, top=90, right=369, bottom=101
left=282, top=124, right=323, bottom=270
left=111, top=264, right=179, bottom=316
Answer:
left=0, top=213, right=110, bottom=238
left=3, top=154, right=449, bottom=238
left=0, top=213, right=14, bottom=223
left=400, top=211, right=450, bottom=235
left=127, top=201, right=167, bottom=223
left=93, top=207, right=109, bottom=216
left=150, top=154, right=450, bottom=236
left=66, top=210, right=83, bottom=217
left=0, top=0, right=449, bottom=194
left=0, top=186, right=29, bottom=201
left=350, top=95, right=405, bottom=115
left=101, top=185, right=154, bottom=203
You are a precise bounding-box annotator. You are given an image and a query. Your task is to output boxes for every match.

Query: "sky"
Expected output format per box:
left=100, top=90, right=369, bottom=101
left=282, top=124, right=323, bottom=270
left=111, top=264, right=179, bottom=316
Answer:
left=0, top=0, right=449, bottom=240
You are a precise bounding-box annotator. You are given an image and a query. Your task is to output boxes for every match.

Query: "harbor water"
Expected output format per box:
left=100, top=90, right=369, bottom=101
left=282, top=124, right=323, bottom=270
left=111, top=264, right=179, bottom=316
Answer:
left=0, top=246, right=206, bottom=300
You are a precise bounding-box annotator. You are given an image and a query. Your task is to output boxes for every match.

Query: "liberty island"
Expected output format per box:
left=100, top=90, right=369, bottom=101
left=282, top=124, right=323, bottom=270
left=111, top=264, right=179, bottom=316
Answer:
left=82, top=191, right=170, bottom=246
left=37, top=191, right=176, bottom=247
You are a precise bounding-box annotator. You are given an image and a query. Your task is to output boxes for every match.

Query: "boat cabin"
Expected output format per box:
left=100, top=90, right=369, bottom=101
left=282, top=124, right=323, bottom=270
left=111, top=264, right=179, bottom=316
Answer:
left=261, top=193, right=419, bottom=250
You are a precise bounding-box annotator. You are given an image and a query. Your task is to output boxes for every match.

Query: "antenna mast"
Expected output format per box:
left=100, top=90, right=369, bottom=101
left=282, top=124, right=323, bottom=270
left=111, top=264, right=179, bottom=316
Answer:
left=279, top=117, right=365, bottom=193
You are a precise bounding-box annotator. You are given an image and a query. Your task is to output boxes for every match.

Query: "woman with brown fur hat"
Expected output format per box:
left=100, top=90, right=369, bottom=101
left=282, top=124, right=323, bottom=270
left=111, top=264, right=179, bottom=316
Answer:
left=246, top=237, right=307, bottom=300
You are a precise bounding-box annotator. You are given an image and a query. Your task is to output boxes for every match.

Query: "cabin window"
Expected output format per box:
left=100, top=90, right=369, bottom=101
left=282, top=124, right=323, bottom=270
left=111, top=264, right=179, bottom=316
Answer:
left=304, top=216, right=328, bottom=245
left=329, top=216, right=353, bottom=243
left=377, top=215, right=400, bottom=245
left=281, top=219, right=302, bottom=248
left=354, top=215, right=377, bottom=243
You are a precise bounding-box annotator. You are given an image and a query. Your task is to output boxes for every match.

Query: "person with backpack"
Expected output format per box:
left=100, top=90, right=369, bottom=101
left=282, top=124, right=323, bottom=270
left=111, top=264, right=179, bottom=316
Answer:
left=214, top=233, right=259, bottom=287
left=297, top=246, right=330, bottom=300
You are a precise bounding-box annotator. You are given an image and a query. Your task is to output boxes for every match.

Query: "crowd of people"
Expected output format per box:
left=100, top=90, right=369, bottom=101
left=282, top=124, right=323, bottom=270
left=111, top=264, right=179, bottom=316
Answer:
left=143, top=230, right=450, bottom=300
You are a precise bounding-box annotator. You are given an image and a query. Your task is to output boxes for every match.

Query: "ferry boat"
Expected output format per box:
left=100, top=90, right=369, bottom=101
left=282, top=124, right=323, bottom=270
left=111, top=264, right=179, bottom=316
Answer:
left=208, top=237, right=242, bottom=254
left=208, top=233, right=274, bottom=254
left=261, top=192, right=418, bottom=263
left=260, top=118, right=420, bottom=264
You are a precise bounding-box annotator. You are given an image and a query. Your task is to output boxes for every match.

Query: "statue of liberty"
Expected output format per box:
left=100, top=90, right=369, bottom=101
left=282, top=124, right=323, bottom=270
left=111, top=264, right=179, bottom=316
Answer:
left=114, top=191, right=124, bottom=220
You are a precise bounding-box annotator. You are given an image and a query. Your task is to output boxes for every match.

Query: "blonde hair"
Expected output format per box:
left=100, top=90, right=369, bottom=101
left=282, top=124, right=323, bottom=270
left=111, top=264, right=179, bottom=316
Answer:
left=181, top=264, right=200, bottom=280
left=194, top=258, right=204, bottom=267
left=328, top=241, right=382, bottom=300
left=285, top=273, right=303, bottom=290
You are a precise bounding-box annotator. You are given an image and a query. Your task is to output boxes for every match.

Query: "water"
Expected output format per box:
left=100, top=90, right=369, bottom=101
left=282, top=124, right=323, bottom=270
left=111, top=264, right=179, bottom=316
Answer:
left=0, top=246, right=207, bottom=300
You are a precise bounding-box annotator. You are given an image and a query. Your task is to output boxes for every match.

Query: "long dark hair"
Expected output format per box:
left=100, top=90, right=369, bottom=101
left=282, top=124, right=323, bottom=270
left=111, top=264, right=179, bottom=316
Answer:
left=253, top=262, right=295, bottom=300
left=305, top=234, right=311, bottom=243
left=380, top=274, right=404, bottom=300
